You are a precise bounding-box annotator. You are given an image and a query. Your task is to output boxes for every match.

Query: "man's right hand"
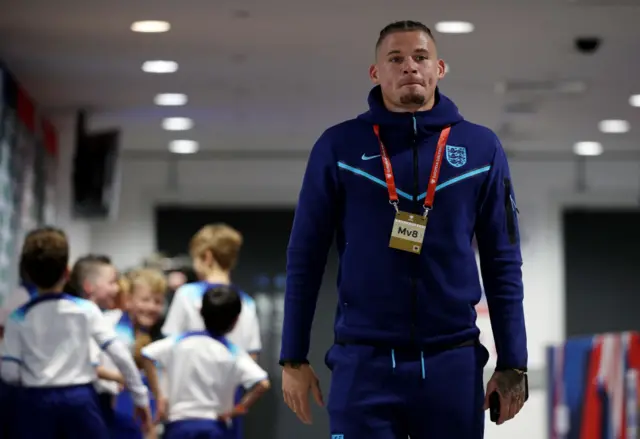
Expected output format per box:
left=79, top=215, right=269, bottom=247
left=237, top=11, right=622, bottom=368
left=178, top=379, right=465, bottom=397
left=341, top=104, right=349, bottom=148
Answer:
left=282, top=364, right=324, bottom=424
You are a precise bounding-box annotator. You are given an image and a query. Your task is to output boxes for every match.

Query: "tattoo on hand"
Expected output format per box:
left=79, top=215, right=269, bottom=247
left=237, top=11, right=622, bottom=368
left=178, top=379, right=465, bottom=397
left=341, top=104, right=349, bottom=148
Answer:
left=495, top=370, right=526, bottom=405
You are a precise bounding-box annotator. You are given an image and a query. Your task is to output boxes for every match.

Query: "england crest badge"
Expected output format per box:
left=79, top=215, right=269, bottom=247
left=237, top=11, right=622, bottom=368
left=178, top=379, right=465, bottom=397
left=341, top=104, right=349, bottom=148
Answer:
left=445, top=144, right=467, bottom=168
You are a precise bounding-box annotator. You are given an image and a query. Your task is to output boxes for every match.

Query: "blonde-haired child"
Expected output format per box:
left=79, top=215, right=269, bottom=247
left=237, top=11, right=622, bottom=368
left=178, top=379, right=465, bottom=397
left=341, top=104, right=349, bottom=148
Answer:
left=101, top=268, right=168, bottom=439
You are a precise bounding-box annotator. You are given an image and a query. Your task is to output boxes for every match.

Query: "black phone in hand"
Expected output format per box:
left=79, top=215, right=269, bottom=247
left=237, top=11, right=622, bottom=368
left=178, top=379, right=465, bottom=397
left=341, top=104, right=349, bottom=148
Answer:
left=489, top=392, right=500, bottom=423
left=489, top=374, right=529, bottom=424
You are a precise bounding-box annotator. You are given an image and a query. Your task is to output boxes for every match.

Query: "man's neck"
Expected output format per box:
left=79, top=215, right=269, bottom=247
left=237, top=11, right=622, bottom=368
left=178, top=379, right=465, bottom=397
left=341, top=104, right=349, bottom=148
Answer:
left=204, top=270, right=231, bottom=285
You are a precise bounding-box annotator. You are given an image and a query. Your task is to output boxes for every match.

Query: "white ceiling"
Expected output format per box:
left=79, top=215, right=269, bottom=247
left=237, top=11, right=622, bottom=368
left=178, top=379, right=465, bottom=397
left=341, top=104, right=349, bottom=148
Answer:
left=1, top=0, right=640, bottom=157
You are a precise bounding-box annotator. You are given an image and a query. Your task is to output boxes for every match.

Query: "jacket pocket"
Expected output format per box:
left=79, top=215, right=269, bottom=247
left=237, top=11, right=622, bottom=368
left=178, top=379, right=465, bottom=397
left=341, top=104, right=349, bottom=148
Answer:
left=338, top=243, right=353, bottom=325
left=503, top=178, right=519, bottom=245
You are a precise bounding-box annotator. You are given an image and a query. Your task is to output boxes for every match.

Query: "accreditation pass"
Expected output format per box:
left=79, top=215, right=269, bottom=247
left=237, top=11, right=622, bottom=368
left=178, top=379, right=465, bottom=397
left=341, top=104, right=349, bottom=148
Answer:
left=389, top=211, right=427, bottom=254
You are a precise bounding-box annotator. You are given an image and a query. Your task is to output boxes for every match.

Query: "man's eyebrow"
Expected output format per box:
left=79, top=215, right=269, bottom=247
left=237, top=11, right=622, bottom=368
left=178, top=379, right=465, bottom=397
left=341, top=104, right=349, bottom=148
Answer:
left=386, top=48, right=430, bottom=56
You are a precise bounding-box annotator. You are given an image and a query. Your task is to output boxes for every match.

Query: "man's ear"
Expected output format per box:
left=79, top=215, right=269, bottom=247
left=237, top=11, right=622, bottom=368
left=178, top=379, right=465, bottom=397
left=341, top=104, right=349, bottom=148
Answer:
left=437, top=59, right=446, bottom=80
left=369, top=64, right=380, bottom=84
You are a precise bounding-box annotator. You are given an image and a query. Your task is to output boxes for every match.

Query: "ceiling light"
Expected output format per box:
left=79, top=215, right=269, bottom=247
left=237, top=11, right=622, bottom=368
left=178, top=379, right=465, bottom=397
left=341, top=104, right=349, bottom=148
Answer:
left=435, top=21, right=474, bottom=34
left=131, top=20, right=171, bottom=33
left=573, top=141, right=603, bottom=157
left=630, top=94, right=640, bottom=107
left=154, top=93, right=188, bottom=106
left=598, top=119, right=629, bottom=134
left=142, top=60, right=178, bottom=73
left=162, top=117, right=193, bottom=131
left=169, top=140, right=199, bottom=154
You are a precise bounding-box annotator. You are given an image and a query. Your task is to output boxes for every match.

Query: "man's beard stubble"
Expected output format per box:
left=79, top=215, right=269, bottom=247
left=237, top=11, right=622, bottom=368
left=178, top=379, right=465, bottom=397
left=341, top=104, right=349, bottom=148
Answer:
left=399, top=92, right=426, bottom=106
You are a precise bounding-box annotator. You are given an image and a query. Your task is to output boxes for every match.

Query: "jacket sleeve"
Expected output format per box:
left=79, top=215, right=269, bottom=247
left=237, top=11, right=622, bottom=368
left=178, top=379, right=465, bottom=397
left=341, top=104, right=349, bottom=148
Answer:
left=279, top=130, right=339, bottom=363
left=475, top=136, right=527, bottom=371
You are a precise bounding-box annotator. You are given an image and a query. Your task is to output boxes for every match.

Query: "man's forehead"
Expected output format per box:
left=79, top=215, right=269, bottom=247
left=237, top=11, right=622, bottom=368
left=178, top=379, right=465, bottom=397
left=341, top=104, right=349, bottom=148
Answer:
left=378, top=31, right=434, bottom=56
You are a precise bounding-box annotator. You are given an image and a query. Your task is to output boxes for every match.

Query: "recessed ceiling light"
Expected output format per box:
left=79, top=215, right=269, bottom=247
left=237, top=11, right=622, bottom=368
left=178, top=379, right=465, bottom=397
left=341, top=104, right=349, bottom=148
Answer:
left=573, top=141, right=603, bottom=157
left=598, top=119, right=630, bottom=134
left=169, top=140, right=199, bottom=154
left=142, top=60, right=178, bottom=73
left=154, top=93, right=188, bottom=106
left=630, top=94, right=640, bottom=107
left=131, top=20, right=171, bottom=33
left=435, top=21, right=474, bottom=34
left=162, top=117, right=193, bottom=131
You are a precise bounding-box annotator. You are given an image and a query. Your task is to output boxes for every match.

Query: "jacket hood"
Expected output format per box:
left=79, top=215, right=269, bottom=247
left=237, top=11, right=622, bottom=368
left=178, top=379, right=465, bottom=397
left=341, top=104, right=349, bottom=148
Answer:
left=357, top=85, right=464, bottom=134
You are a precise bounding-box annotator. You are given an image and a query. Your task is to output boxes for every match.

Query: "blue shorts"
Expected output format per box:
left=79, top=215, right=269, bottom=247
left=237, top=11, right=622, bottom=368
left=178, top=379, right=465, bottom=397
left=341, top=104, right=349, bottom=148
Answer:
left=0, top=380, right=18, bottom=439
left=326, top=342, right=489, bottom=439
left=164, top=420, right=230, bottom=439
left=97, top=392, right=116, bottom=426
left=111, top=376, right=157, bottom=439
left=14, top=384, right=109, bottom=439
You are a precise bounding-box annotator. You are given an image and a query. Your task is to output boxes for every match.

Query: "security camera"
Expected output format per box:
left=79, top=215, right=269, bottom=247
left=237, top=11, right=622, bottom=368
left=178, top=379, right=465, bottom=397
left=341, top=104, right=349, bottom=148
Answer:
left=575, top=37, right=601, bottom=54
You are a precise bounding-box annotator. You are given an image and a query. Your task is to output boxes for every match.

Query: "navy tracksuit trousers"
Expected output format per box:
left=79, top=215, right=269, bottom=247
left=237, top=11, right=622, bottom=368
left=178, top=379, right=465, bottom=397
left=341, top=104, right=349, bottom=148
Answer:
left=326, top=342, right=489, bottom=439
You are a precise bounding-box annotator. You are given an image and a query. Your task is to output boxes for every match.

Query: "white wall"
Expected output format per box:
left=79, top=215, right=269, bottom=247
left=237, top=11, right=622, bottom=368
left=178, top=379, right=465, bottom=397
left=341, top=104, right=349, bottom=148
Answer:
left=83, top=153, right=639, bottom=439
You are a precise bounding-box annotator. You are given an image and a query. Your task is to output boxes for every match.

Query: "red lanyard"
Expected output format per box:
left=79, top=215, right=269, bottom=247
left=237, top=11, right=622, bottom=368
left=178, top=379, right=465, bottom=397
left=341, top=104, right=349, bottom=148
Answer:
left=373, top=124, right=451, bottom=214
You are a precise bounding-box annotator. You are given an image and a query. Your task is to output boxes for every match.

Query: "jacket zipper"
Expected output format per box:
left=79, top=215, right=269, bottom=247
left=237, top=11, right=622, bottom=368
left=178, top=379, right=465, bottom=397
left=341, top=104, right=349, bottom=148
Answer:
left=503, top=177, right=518, bottom=244
left=410, top=116, right=419, bottom=342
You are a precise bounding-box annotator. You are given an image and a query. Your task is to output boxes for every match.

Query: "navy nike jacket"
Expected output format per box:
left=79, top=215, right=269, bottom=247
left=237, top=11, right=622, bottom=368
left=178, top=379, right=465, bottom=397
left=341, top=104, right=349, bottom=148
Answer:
left=280, top=86, right=527, bottom=370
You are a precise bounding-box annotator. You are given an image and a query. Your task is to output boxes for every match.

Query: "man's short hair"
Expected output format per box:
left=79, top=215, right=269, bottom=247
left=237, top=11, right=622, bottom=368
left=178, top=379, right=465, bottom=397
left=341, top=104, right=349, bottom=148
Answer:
left=200, top=284, right=242, bottom=335
left=67, top=254, right=112, bottom=296
left=190, top=224, right=243, bottom=271
left=21, top=227, right=69, bottom=289
left=376, top=20, right=435, bottom=50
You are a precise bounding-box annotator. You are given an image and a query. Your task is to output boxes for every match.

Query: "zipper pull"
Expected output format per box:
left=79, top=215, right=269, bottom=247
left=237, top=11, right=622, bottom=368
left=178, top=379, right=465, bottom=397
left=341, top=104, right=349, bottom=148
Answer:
left=503, top=177, right=518, bottom=244
left=504, top=178, right=520, bottom=213
left=412, top=116, right=417, bottom=135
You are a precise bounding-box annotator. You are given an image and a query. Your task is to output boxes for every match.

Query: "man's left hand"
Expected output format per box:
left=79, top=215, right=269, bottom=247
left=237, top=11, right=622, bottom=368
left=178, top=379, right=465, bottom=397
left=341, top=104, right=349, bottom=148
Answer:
left=483, top=370, right=526, bottom=424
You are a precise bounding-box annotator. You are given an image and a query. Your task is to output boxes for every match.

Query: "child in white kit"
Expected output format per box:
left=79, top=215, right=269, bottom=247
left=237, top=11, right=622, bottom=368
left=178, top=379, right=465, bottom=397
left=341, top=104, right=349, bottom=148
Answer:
left=0, top=227, right=152, bottom=439
left=142, top=284, right=270, bottom=439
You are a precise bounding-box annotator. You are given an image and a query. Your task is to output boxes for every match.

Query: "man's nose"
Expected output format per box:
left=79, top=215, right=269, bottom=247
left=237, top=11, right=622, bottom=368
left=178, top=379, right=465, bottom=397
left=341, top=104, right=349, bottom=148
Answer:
left=402, top=59, right=419, bottom=74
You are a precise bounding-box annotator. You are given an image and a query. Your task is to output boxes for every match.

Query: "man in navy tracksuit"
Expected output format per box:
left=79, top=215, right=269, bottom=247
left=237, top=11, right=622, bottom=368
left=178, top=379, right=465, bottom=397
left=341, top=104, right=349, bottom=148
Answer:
left=279, top=20, right=528, bottom=439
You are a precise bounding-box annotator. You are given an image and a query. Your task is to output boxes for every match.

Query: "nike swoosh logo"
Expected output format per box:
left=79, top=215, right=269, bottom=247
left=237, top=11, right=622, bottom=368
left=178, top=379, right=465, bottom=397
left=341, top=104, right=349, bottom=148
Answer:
left=361, top=153, right=381, bottom=161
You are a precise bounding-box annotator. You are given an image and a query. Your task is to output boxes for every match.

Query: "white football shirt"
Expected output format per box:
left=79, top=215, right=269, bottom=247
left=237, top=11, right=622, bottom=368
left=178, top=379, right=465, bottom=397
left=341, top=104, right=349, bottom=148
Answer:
left=161, top=282, right=261, bottom=354
left=141, top=331, right=267, bottom=421
left=0, top=293, right=149, bottom=407
left=91, top=309, right=128, bottom=395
